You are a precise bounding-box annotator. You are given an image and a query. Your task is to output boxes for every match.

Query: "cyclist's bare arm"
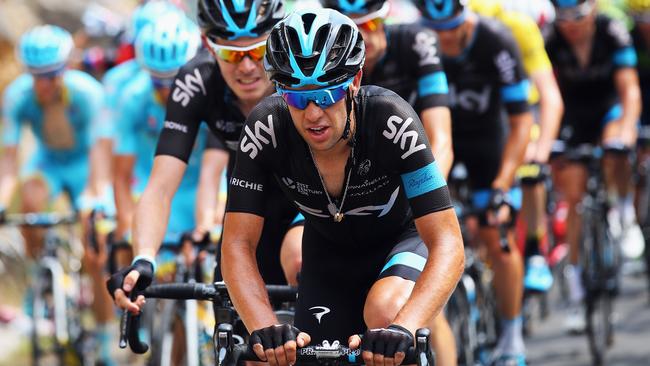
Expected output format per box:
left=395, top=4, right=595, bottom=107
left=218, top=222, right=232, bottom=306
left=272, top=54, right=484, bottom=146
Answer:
left=391, top=208, right=464, bottom=333
left=221, top=212, right=279, bottom=330
left=194, top=148, right=229, bottom=240
left=421, top=106, right=454, bottom=178
left=0, top=146, right=18, bottom=208
left=492, top=112, right=534, bottom=191
left=613, top=67, right=642, bottom=144
left=112, top=155, right=186, bottom=311
left=113, top=154, right=136, bottom=237
left=531, top=70, right=563, bottom=163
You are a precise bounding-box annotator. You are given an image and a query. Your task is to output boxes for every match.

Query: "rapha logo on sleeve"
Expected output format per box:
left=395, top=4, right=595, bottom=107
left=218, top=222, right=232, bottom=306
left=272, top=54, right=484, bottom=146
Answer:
left=240, top=115, right=277, bottom=159
left=383, top=115, right=426, bottom=159
left=171, top=68, right=206, bottom=107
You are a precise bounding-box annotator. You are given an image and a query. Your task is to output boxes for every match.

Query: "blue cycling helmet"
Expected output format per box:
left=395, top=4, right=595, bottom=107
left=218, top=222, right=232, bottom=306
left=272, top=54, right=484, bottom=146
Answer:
left=131, top=1, right=181, bottom=39
left=414, top=0, right=468, bottom=30
left=264, top=8, right=365, bottom=88
left=320, top=0, right=387, bottom=15
left=135, top=13, right=201, bottom=78
left=18, top=25, right=73, bottom=75
left=551, top=0, right=591, bottom=8
left=197, top=0, right=285, bottom=41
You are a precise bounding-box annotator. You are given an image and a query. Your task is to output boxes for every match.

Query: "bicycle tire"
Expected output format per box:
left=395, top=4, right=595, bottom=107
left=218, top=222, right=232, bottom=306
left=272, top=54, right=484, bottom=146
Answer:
left=446, top=281, right=475, bottom=366
left=586, top=291, right=612, bottom=366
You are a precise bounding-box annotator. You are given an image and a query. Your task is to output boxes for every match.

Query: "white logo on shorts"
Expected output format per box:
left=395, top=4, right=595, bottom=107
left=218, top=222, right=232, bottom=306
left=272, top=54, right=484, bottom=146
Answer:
left=309, top=306, right=331, bottom=324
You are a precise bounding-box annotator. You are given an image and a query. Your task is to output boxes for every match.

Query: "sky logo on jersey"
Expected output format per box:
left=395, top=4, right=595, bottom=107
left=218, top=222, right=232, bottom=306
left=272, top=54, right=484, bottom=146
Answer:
left=494, top=51, right=517, bottom=84
left=413, top=31, right=440, bottom=67
left=171, top=68, right=206, bottom=107
left=448, top=84, right=491, bottom=113
left=240, top=115, right=277, bottom=159
left=383, top=115, right=426, bottom=160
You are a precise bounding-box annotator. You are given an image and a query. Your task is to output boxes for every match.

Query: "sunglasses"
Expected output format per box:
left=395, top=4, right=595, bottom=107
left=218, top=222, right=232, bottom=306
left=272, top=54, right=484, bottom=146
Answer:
left=152, top=76, right=174, bottom=89
left=205, top=38, right=267, bottom=63
left=352, top=2, right=390, bottom=32
left=277, top=78, right=354, bottom=110
left=555, top=2, right=594, bottom=22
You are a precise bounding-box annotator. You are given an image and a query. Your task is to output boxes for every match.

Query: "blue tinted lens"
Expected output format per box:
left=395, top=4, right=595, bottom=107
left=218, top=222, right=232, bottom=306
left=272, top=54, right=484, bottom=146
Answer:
left=279, top=79, right=352, bottom=110
left=152, top=77, right=174, bottom=89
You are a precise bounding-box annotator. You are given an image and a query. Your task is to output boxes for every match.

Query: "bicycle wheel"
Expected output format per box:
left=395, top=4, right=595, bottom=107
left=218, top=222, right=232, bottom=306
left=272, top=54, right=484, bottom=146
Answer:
left=586, top=291, right=613, bottom=366
left=446, top=279, right=475, bottom=366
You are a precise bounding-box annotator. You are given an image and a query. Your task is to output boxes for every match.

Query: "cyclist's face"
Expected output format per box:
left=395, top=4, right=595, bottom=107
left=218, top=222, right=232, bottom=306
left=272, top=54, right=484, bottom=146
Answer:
left=210, top=35, right=273, bottom=105
left=351, top=14, right=387, bottom=69
left=436, top=24, right=467, bottom=57
left=556, top=9, right=596, bottom=45
left=33, top=74, right=63, bottom=104
left=287, top=72, right=362, bottom=152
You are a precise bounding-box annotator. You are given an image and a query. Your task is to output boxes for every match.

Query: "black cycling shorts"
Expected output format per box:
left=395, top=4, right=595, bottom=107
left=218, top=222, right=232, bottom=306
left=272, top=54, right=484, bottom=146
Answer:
left=293, top=224, right=427, bottom=345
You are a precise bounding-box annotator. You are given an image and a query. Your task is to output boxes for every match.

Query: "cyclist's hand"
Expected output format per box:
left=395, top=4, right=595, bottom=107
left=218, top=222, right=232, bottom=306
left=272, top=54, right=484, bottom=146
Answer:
left=486, top=189, right=512, bottom=226
left=105, top=259, right=154, bottom=314
left=350, top=324, right=414, bottom=366
left=249, top=324, right=311, bottom=366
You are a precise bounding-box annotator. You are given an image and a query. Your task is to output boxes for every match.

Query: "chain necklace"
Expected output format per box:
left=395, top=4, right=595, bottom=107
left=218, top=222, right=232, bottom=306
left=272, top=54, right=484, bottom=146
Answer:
left=308, top=146, right=354, bottom=223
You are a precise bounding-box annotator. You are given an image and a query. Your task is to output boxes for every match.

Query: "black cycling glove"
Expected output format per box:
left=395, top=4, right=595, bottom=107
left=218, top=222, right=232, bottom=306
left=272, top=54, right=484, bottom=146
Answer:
left=105, top=258, right=155, bottom=300
left=249, top=324, right=301, bottom=351
left=361, top=324, right=414, bottom=357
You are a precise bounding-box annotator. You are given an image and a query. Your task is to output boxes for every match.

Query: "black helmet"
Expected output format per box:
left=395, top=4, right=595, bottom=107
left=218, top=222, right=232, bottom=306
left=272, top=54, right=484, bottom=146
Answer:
left=264, top=8, right=365, bottom=88
left=197, top=0, right=285, bottom=41
left=319, top=0, right=388, bottom=15
left=414, top=0, right=467, bottom=26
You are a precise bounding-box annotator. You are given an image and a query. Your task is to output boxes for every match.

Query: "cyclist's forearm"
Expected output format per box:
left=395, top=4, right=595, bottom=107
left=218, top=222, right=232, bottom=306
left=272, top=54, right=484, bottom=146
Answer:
left=87, top=138, right=113, bottom=196
left=615, top=69, right=642, bottom=132
left=393, top=209, right=464, bottom=331
left=493, top=113, right=533, bottom=190
left=132, top=185, right=171, bottom=258
left=421, top=107, right=453, bottom=178
left=221, top=213, right=277, bottom=331
left=533, top=71, right=563, bottom=161
left=0, top=147, right=18, bottom=207
left=195, top=149, right=228, bottom=231
left=114, top=177, right=135, bottom=237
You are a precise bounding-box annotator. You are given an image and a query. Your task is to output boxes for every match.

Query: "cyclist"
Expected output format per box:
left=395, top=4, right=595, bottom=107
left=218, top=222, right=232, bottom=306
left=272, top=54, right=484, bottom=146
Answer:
left=470, top=0, right=564, bottom=294
left=106, top=0, right=304, bottom=307
left=415, top=0, right=535, bottom=364
left=320, top=0, right=453, bottom=177
left=224, top=9, right=462, bottom=366
left=628, top=0, right=650, bottom=289
left=545, top=0, right=642, bottom=332
left=0, top=24, right=111, bottom=362
left=317, top=1, right=455, bottom=364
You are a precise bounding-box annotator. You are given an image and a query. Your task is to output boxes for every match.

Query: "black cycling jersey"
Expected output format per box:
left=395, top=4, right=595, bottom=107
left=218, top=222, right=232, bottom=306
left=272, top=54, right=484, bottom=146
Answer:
left=439, top=16, right=530, bottom=190
left=227, top=85, right=452, bottom=344
left=545, top=15, right=637, bottom=144
left=363, top=23, right=449, bottom=113
left=227, top=85, right=452, bottom=244
left=632, top=26, right=650, bottom=126
left=154, top=48, right=300, bottom=285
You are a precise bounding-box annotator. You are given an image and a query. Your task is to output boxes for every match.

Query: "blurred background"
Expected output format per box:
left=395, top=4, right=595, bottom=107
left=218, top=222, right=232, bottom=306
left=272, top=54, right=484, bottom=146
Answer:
left=0, top=1, right=648, bottom=365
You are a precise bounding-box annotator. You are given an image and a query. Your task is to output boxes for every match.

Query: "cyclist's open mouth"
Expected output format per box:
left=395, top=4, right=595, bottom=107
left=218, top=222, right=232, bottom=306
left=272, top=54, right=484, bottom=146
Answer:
left=307, top=126, right=330, bottom=142
left=237, top=77, right=262, bottom=89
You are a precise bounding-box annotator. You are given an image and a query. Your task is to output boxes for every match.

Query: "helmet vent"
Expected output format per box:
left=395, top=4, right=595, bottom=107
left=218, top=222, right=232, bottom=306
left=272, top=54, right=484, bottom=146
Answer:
left=301, top=13, right=317, bottom=34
